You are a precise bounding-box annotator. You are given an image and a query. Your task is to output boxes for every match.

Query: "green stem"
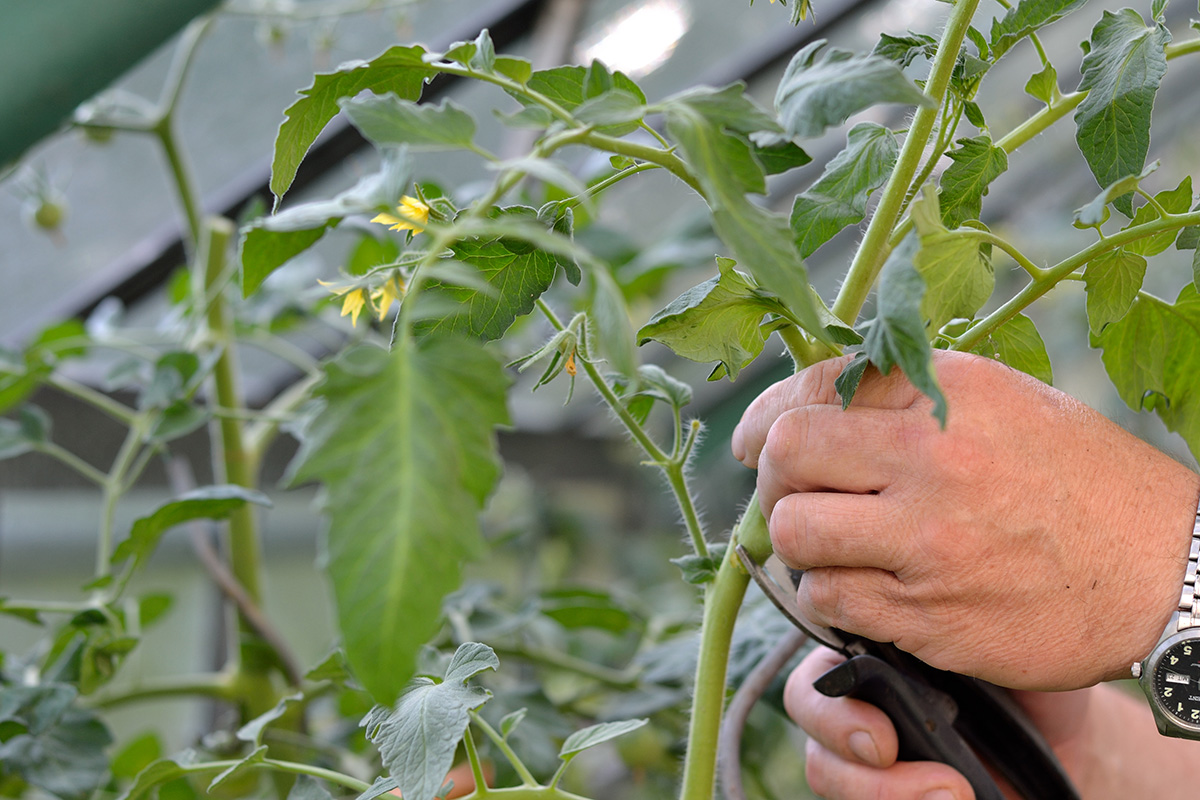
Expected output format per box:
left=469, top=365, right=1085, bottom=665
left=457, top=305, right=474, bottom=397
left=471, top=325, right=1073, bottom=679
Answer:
left=1165, top=37, right=1200, bottom=60
left=581, top=131, right=704, bottom=197
left=994, top=91, right=1083, bottom=154
left=154, top=118, right=203, bottom=248
left=535, top=299, right=710, bottom=559
left=951, top=209, right=1200, bottom=351
left=463, top=727, right=490, bottom=796
left=47, top=375, right=137, bottom=425
left=85, top=671, right=237, bottom=709
left=953, top=228, right=1047, bottom=279
left=36, top=442, right=109, bottom=486
left=95, top=415, right=150, bottom=580
left=489, top=644, right=638, bottom=690
left=168, top=758, right=372, bottom=793
left=471, top=712, right=539, bottom=787
left=830, top=0, right=982, bottom=325
left=197, top=218, right=279, bottom=705
left=245, top=373, right=321, bottom=474
left=677, top=534, right=751, bottom=800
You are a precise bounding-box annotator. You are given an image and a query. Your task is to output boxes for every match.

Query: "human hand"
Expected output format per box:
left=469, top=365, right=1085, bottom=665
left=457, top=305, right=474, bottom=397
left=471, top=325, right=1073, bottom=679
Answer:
left=787, top=645, right=1200, bottom=800
left=732, top=352, right=1200, bottom=689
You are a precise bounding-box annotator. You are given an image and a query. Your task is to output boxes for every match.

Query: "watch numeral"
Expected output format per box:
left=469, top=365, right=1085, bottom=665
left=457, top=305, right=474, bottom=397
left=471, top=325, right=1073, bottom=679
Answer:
left=1189, top=709, right=1198, bottom=721
left=1178, top=702, right=1185, bottom=714
left=1165, top=687, right=1174, bottom=697
left=1171, top=655, right=1180, bottom=665
left=1186, top=646, right=1194, bottom=656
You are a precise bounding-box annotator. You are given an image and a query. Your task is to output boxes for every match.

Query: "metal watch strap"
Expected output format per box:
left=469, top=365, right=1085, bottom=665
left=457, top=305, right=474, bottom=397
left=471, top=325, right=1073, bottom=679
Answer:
left=1175, top=498, right=1200, bottom=631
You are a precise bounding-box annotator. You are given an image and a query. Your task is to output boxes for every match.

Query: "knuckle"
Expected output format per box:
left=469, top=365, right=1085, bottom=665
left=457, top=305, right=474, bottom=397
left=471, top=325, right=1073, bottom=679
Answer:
left=768, top=494, right=811, bottom=567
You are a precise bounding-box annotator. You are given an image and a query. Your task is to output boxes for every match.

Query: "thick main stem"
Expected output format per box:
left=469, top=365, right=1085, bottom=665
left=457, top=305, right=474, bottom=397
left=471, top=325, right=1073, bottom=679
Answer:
left=830, top=0, right=983, bottom=325
left=197, top=218, right=279, bottom=709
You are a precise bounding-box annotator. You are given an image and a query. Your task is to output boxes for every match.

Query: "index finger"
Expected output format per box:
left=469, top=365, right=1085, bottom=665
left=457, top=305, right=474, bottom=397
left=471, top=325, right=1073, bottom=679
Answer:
left=731, top=356, right=920, bottom=467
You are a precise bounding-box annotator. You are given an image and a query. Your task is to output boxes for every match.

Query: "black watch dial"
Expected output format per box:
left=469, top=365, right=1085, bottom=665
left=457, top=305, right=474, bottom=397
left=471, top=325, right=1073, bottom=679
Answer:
left=1154, top=639, right=1200, bottom=726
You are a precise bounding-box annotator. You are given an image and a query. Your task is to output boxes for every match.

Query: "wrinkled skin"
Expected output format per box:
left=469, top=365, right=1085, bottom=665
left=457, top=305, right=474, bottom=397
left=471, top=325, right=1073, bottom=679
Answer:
left=732, top=351, right=1200, bottom=690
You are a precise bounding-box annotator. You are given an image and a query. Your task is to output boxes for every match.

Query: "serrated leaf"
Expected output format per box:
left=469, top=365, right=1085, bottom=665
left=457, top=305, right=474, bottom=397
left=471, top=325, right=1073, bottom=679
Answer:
left=1124, top=176, right=1194, bottom=256
left=444, top=642, right=500, bottom=683
left=514, top=65, right=646, bottom=136
left=286, top=341, right=509, bottom=704
left=237, top=693, right=304, bottom=747
left=1025, top=63, right=1059, bottom=103
left=1074, top=9, right=1171, bottom=217
left=990, top=0, right=1089, bottom=59
left=968, top=313, right=1054, bottom=384
left=361, top=643, right=496, bottom=800
left=573, top=89, right=645, bottom=127
left=861, top=235, right=948, bottom=425
left=670, top=546, right=727, bottom=585
left=1093, top=284, right=1200, bottom=458
left=499, top=708, right=526, bottom=740
left=207, top=745, right=267, bottom=792
left=911, top=186, right=994, bottom=334
left=637, top=259, right=778, bottom=380
left=559, top=719, right=648, bottom=759
left=243, top=146, right=411, bottom=296
left=0, top=684, right=112, bottom=800
left=775, top=39, right=934, bottom=140
left=271, top=45, right=434, bottom=206
left=749, top=136, right=812, bottom=174
left=1074, top=161, right=1159, bottom=226
left=872, top=32, right=937, bottom=67
left=111, top=486, right=272, bottom=573
left=416, top=209, right=562, bottom=341
left=340, top=95, right=477, bottom=151
left=834, top=352, right=870, bottom=409
left=790, top=122, right=897, bottom=258
left=354, top=776, right=400, bottom=800
left=938, top=136, right=1009, bottom=227
left=661, top=103, right=831, bottom=346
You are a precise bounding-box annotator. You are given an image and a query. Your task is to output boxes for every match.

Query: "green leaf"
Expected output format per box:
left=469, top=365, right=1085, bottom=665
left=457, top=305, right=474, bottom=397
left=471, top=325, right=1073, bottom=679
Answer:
left=237, top=693, right=304, bottom=747
left=0, top=406, right=50, bottom=460
left=990, top=0, right=1089, bottom=59
left=834, top=353, right=870, bottom=409
left=0, top=684, right=112, bottom=800
left=243, top=146, right=411, bottom=296
left=1124, top=176, right=1194, bottom=256
left=1074, top=161, right=1159, bottom=226
left=1074, top=9, right=1171, bottom=217
left=361, top=643, right=497, bottom=800
left=587, top=267, right=638, bottom=379
left=286, top=341, right=509, bottom=704
left=114, top=753, right=198, bottom=800
left=354, top=776, right=400, bottom=800
left=572, top=89, right=646, bottom=127
left=661, top=102, right=831, bottom=346
left=967, top=313, right=1054, bottom=384
left=416, top=208, right=563, bottom=341
left=1093, top=285, right=1200, bottom=458
left=490, top=157, right=590, bottom=207
left=540, top=587, right=639, bottom=633
left=288, top=776, right=335, bottom=800
left=658, top=84, right=781, bottom=136
left=346, top=234, right=401, bottom=277
left=515, top=65, right=647, bottom=136
left=860, top=234, right=948, bottom=425
left=750, top=137, right=812, bottom=175
left=637, top=259, right=778, bottom=380
left=340, top=95, right=477, bottom=151
left=1177, top=201, right=1200, bottom=252
left=559, top=718, right=648, bottom=759
left=271, top=45, right=434, bottom=206
left=938, top=136, right=1009, bottom=227
left=911, top=186, right=994, bottom=334
left=872, top=32, right=937, bottom=68
left=775, top=39, right=934, bottom=140
left=499, top=708, right=526, bottom=740
left=670, top=544, right=728, bottom=585
left=1025, top=63, right=1059, bottom=103
left=111, top=486, right=273, bottom=574
left=789, top=122, right=897, bottom=257
left=110, top=732, right=163, bottom=781
left=207, top=745, right=267, bottom=792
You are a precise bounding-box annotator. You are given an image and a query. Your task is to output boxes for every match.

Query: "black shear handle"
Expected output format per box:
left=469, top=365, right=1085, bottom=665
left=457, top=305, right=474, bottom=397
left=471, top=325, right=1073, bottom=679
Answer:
left=815, top=655, right=1006, bottom=800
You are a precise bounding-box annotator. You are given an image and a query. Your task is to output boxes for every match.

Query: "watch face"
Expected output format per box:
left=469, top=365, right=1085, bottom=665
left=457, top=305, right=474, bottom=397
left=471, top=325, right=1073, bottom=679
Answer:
left=1153, top=639, right=1200, bottom=726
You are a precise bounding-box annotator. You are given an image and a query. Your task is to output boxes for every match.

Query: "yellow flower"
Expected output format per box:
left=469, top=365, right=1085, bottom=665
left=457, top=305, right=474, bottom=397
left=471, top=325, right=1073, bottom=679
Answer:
left=318, top=280, right=369, bottom=327
left=370, top=276, right=405, bottom=318
left=370, top=195, right=430, bottom=234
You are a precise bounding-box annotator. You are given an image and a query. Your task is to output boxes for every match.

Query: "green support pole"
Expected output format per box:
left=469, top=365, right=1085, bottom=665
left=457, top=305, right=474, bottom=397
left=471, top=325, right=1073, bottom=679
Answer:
left=0, top=0, right=222, bottom=167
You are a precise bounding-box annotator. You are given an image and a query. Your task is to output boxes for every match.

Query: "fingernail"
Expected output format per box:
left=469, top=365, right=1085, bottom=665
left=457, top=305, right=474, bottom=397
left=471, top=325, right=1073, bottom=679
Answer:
left=847, top=730, right=879, bottom=765
left=921, top=790, right=956, bottom=800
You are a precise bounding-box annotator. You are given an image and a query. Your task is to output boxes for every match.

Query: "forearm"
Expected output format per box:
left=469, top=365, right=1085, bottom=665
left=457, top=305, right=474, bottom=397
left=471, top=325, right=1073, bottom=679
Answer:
left=1072, top=683, right=1200, bottom=799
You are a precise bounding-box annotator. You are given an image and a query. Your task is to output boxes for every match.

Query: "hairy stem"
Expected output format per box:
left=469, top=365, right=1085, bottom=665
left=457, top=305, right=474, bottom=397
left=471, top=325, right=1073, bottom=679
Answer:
left=830, top=0, right=982, bottom=325
left=951, top=209, right=1200, bottom=351
left=471, top=712, right=540, bottom=787
left=678, top=534, right=752, bottom=800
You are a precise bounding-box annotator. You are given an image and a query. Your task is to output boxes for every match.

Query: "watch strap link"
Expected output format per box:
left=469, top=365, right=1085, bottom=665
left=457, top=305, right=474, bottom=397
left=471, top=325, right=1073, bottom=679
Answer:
left=1176, top=499, right=1200, bottom=630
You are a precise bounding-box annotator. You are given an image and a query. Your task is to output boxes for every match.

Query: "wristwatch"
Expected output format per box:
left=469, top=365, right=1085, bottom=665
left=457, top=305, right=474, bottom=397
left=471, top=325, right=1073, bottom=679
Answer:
left=1133, top=496, right=1200, bottom=738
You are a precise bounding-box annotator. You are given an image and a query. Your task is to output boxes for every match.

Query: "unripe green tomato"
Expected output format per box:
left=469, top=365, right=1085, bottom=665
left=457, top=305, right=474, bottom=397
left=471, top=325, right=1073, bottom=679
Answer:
left=615, top=723, right=675, bottom=773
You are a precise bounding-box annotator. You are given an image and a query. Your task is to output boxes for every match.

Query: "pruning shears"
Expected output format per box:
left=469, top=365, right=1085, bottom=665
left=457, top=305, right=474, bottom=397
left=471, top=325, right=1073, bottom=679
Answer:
left=735, top=545, right=1081, bottom=800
